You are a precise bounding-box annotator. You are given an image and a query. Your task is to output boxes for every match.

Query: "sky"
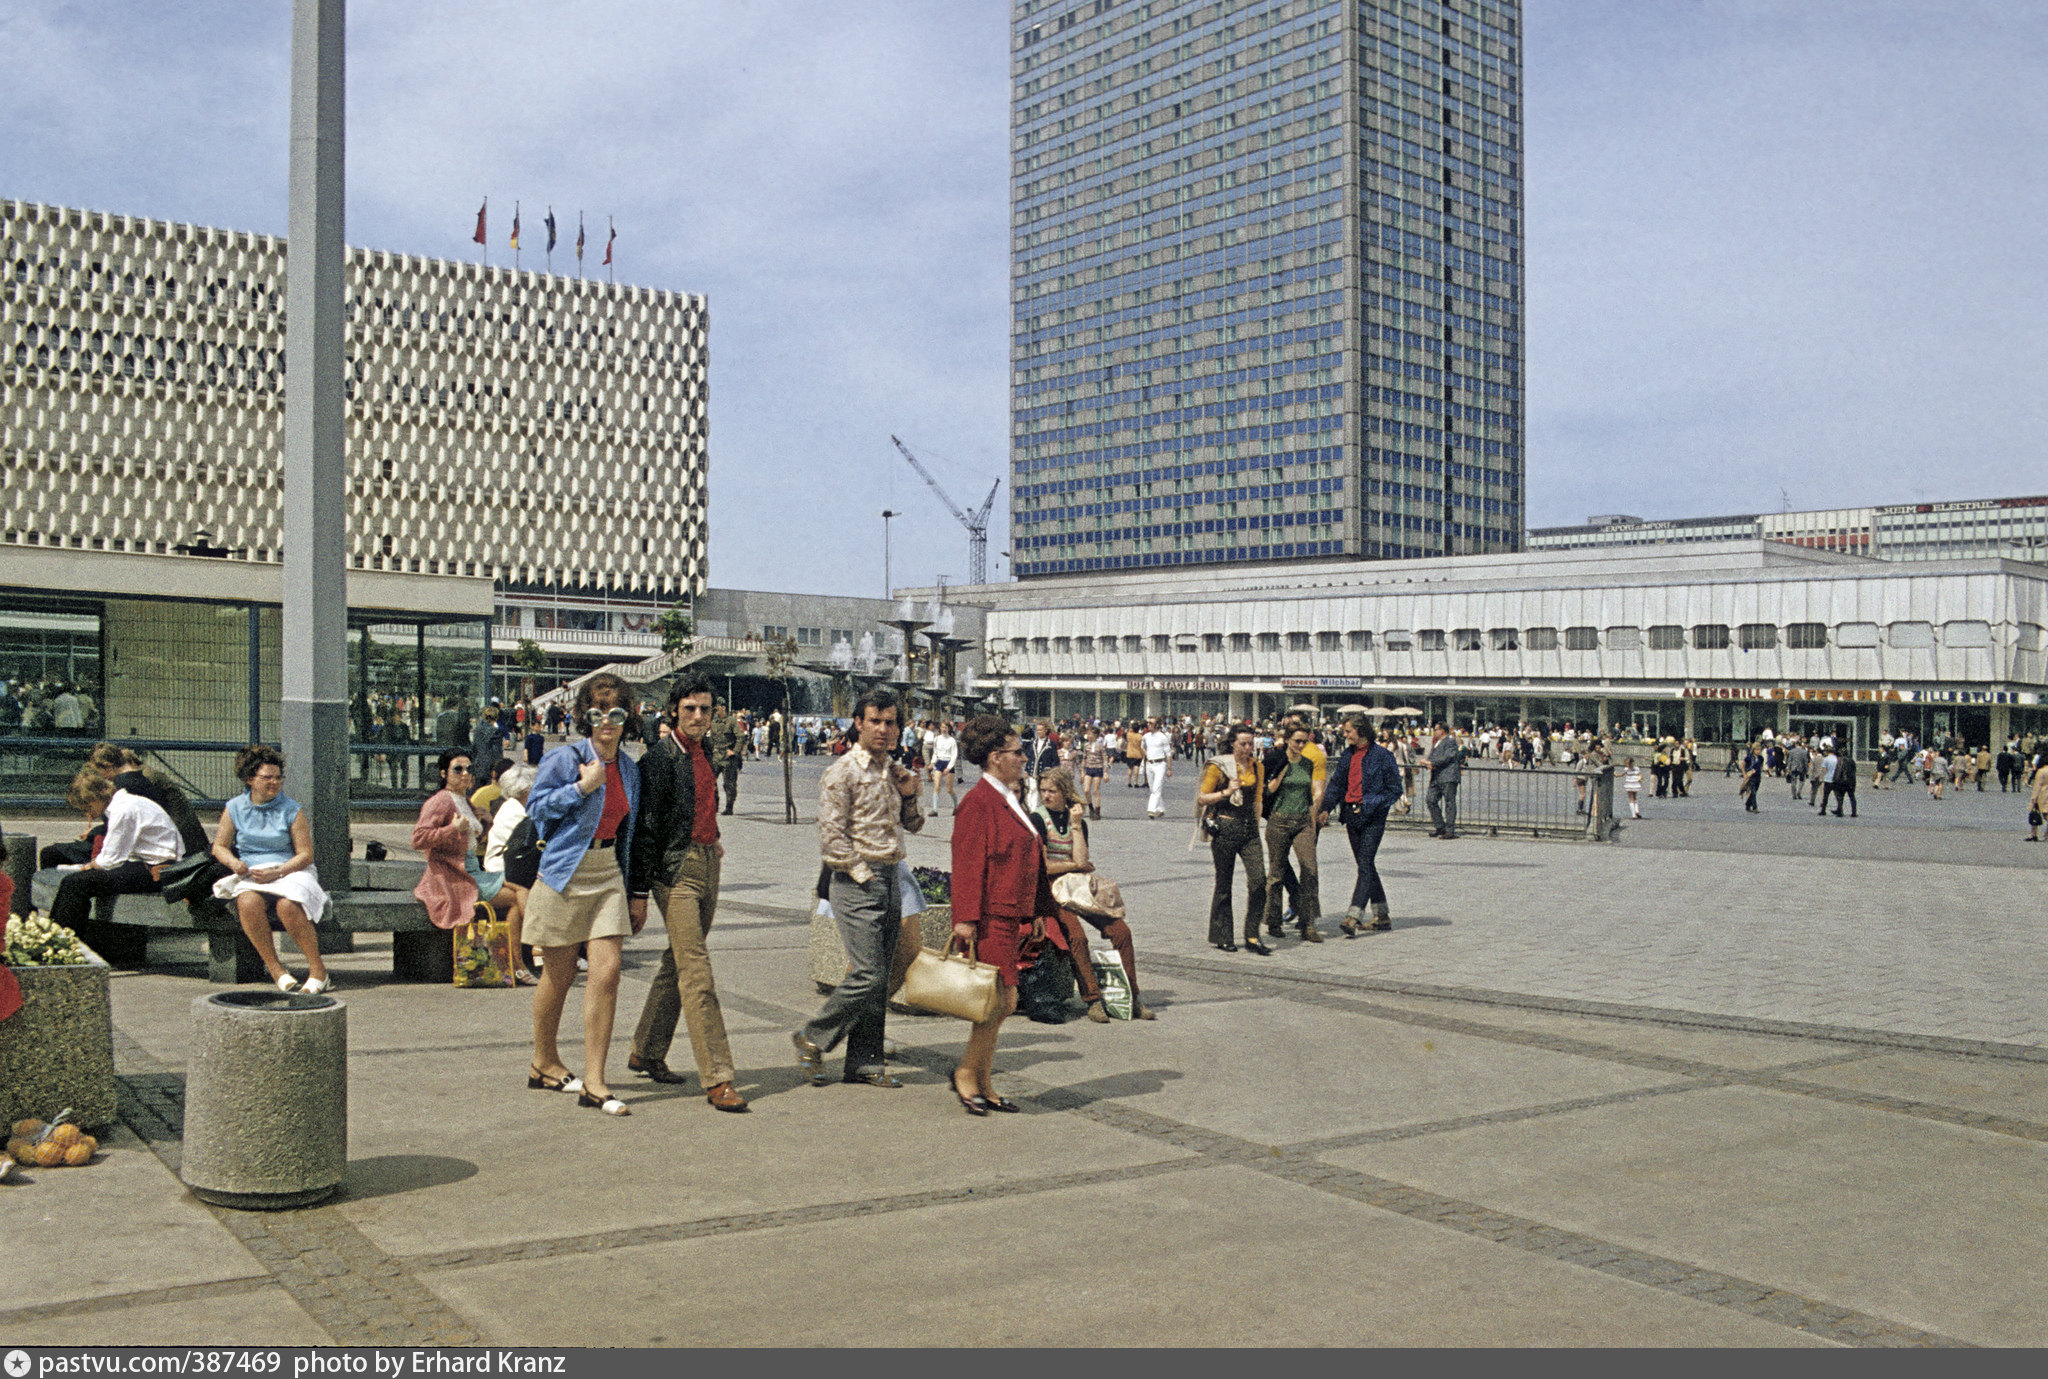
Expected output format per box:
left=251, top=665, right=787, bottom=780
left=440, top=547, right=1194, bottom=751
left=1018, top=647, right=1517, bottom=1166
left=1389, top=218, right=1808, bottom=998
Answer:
left=2, top=1, right=2043, bottom=595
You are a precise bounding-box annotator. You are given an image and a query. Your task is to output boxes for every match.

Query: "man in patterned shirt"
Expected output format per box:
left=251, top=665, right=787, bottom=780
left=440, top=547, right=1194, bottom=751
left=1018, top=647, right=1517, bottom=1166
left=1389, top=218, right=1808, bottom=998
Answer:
left=795, top=688, right=924, bottom=1087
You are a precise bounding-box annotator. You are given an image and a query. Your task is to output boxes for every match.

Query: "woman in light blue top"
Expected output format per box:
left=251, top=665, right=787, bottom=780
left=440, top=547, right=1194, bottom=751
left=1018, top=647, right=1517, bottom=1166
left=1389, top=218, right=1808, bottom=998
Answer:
left=211, top=744, right=332, bottom=994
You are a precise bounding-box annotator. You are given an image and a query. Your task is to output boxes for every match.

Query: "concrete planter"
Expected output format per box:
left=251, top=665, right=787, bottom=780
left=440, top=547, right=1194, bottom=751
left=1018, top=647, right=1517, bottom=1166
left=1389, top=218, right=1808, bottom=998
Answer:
left=0, top=946, right=117, bottom=1132
left=181, top=990, right=348, bottom=1210
left=809, top=903, right=955, bottom=993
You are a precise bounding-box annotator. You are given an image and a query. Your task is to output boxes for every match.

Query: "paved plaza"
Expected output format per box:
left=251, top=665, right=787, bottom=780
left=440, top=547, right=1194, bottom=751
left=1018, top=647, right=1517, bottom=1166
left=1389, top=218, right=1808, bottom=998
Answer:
left=3, top=755, right=2044, bottom=1348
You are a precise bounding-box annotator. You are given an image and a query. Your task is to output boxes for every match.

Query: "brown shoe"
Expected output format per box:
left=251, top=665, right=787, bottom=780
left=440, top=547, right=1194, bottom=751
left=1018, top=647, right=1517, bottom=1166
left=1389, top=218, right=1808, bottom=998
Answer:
left=704, top=1081, right=749, bottom=1112
left=1085, top=999, right=1111, bottom=1023
left=1300, top=924, right=1324, bottom=943
left=627, top=1054, right=688, bottom=1084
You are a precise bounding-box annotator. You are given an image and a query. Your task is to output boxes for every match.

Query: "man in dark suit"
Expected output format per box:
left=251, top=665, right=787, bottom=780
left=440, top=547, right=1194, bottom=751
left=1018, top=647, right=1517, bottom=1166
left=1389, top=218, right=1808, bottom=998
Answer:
left=1316, top=715, right=1405, bottom=933
left=1423, top=723, right=1465, bottom=839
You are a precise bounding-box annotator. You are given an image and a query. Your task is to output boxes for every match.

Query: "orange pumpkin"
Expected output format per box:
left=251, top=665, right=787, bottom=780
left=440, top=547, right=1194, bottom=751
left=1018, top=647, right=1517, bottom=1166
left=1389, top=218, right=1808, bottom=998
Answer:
left=62, top=1141, right=94, bottom=1166
left=33, top=1140, right=66, bottom=1167
left=49, top=1123, right=82, bottom=1149
left=12, top=1119, right=43, bottom=1140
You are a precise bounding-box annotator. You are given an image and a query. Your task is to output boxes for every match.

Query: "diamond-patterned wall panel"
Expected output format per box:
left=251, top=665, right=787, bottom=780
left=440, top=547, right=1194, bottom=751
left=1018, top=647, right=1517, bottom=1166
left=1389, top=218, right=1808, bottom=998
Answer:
left=0, top=199, right=709, bottom=595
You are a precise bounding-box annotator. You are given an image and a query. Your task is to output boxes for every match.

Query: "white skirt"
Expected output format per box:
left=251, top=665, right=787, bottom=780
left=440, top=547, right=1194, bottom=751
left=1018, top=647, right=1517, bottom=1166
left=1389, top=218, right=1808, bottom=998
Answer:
left=214, top=864, right=330, bottom=926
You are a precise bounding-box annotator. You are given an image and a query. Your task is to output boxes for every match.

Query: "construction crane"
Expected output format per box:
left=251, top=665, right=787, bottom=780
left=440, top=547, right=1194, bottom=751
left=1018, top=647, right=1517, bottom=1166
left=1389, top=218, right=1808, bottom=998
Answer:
left=890, top=435, right=1000, bottom=585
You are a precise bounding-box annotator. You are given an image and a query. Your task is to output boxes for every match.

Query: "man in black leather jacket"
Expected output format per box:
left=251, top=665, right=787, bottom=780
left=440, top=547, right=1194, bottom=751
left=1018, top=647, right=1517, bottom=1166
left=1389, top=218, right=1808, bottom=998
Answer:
left=623, top=677, right=747, bottom=1112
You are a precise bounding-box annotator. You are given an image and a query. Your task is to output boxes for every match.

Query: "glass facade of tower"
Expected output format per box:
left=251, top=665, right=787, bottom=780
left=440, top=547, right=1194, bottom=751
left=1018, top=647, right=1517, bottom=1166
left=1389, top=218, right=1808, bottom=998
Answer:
left=1009, top=0, right=1522, bottom=578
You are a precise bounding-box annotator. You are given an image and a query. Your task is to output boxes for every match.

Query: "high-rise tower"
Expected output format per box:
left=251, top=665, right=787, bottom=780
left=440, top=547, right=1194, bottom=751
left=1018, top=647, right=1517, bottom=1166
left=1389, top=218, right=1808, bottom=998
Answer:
left=1009, top=0, right=1522, bottom=578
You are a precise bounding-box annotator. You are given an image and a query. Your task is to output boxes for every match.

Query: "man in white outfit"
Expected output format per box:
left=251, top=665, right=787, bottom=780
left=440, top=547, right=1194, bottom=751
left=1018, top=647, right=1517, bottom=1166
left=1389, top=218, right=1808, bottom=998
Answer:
left=1141, top=717, right=1173, bottom=818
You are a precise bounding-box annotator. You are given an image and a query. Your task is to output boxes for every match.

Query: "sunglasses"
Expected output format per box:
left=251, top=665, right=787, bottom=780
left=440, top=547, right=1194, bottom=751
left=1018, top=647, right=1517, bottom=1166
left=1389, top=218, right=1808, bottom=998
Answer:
left=589, top=707, right=630, bottom=727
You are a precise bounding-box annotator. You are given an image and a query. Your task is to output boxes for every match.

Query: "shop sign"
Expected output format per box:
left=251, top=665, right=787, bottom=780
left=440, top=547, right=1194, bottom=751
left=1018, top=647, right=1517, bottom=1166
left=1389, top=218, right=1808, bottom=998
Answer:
left=1679, top=686, right=2038, bottom=705
left=1904, top=689, right=2037, bottom=705
left=1125, top=678, right=1228, bottom=691
left=1280, top=677, right=1364, bottom=690
left=1678, top=686, right=1903, bottom=703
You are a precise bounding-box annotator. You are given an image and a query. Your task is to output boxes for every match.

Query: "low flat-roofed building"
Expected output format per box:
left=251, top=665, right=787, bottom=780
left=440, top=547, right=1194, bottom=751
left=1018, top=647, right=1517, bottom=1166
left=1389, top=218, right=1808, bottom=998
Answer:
left=932, top=541, right=2048, bottom=756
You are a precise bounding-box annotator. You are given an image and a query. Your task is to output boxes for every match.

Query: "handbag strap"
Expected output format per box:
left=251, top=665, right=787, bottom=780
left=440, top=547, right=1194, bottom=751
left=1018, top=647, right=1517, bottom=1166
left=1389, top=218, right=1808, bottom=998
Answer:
left=945, top=932, right=979, bottom=963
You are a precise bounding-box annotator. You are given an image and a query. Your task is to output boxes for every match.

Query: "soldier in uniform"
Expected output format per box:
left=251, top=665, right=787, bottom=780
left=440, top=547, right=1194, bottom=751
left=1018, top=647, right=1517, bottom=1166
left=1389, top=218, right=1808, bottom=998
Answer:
left=707, top=701, right=743, bottom=815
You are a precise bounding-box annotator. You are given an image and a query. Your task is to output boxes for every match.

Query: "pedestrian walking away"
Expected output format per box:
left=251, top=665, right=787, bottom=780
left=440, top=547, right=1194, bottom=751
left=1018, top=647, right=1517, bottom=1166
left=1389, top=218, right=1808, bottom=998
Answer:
left=797, top=689, right=924, bottom=1088
left=625, top=677, right=747, bottom=1112
left=1317, top=716, right=1404, bottom=934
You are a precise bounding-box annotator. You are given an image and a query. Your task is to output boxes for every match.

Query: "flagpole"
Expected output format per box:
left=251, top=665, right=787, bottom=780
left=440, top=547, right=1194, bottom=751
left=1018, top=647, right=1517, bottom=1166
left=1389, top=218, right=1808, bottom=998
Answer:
left=513, top=199, right=521, bottom=273
left=480, top=196, right=487, bottom=269
left=607, top=215, right=614, bottom=286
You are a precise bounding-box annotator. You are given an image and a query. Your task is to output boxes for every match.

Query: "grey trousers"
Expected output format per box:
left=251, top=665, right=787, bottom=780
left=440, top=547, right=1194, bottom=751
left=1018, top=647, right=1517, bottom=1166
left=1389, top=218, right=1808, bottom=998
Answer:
left=1426, top=778, right=1460, bottom=836
left=802, top=869, right=898, bottom=1078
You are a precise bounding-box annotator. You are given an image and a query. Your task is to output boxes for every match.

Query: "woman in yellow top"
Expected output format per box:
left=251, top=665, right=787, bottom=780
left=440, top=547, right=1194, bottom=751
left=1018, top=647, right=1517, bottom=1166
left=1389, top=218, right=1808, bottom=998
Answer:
left=1198, top=724, right=1268, bottom=954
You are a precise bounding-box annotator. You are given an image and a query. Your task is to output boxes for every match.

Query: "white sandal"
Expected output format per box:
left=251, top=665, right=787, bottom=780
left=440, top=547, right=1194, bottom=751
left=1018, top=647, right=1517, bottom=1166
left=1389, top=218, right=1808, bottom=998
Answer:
left=301, top=976, right=331, bottom=995
left=274, top=973, right=301, bottom=993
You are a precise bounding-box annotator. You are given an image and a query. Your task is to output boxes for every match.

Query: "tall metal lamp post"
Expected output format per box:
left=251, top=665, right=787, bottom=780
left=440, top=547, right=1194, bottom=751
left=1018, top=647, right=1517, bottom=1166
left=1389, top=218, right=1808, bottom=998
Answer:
left=880, top=510, right=902, bottom=599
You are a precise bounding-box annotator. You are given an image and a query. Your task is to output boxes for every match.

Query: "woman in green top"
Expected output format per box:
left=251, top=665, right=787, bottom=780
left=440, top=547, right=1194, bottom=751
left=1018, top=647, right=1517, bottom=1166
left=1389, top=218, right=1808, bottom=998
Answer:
left=1261, top=725, right=1325, bottom=942
left=1034, top=769, right=1150, bottom=1021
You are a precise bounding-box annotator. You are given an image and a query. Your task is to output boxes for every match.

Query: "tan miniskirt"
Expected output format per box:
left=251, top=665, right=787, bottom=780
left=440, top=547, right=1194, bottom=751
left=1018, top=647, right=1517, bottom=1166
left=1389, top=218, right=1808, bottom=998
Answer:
left=522, top=845, right=632, bottom=948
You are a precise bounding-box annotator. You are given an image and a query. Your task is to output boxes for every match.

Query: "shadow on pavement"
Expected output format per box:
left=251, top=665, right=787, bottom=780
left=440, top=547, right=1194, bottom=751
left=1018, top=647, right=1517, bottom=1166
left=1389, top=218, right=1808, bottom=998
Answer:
left=341, top=1153, right=478, bottom=1202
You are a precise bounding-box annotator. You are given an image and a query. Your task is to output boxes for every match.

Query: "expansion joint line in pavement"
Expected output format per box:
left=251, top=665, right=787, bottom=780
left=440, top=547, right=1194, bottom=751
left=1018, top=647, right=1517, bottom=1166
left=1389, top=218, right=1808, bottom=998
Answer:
left=1144, top=955, right=2048, bottom=1145
left=713, top=989, right=1966, bottom=1347
left=109, top=1032, right=482, bottom=1349
left=1141, top=953, right=2048, bottom=1065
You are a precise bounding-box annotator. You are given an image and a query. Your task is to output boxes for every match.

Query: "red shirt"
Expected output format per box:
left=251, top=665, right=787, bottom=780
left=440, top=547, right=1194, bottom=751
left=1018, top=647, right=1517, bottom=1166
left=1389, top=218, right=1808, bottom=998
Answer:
left=682, top=733, right=719, bottom=846
left=595, top=757, right=629, bottom=841
left=1346, top=746, right=1365, bottom=803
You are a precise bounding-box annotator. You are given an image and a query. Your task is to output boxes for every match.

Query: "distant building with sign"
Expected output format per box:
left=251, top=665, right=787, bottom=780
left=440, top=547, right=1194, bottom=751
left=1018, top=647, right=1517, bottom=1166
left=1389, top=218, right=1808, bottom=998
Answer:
left=1529, top=495, right=2048, bottom=564
left=921, top=541, right=2048, bottom=758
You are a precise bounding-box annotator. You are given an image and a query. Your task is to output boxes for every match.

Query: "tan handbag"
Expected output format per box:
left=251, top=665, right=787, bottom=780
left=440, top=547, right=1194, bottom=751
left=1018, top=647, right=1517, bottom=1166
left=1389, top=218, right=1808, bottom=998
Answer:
left=1051, top=871, right=1125, bottom=921
left=899, top=935, right=1002, bottom=1024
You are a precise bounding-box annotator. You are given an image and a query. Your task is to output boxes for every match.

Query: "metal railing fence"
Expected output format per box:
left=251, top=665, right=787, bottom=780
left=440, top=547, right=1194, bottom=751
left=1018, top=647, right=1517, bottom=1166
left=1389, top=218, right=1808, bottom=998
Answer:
left=1387, top=762, right=1615, bottom=840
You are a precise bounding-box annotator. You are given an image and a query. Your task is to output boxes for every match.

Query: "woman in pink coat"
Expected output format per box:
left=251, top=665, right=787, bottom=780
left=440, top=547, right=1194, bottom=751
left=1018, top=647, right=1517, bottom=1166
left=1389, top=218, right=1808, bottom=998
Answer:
left=411, top=747, right=500, bottom=928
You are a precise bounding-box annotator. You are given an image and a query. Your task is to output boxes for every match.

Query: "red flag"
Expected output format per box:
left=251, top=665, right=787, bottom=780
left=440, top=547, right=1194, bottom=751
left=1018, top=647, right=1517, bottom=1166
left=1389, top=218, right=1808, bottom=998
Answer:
left=472, top=200, right=487, bottom=245
left=603, top=223, right=615, bottom=267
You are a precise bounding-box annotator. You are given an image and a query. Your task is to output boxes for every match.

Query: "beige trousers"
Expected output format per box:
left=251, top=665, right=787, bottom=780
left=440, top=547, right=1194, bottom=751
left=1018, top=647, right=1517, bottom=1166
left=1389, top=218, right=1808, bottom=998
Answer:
left=630, top=844, right=736, bottom=1087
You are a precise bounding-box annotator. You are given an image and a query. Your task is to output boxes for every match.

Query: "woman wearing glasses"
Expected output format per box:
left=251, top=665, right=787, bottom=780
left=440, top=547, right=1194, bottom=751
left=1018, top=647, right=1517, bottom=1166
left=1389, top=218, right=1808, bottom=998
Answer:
left=213, top=745, right=333, bottom=993
left=411, top=748, right=501, bottom=932
left=522, top=673, right=643, bottom=1116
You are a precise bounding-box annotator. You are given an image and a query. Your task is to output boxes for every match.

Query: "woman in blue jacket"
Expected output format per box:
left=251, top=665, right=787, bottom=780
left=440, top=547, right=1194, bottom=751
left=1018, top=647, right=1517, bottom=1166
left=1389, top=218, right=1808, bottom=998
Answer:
left=1316, top=715, right=1405, bottom=935
left=523, top=673, right=643, bottom=1116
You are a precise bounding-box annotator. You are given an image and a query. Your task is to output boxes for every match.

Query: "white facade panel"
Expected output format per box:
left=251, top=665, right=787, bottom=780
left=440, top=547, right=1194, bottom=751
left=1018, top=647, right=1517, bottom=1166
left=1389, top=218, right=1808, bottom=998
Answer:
left=2, top=199, right=707, bottom=596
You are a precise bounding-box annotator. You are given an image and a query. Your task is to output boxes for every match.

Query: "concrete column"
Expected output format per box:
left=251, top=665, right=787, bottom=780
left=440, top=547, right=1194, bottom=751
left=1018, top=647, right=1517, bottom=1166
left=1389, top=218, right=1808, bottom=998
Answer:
left=1517, top=695, right=1530, bottom=727
left=1776, top=701, right=1791, bottom=737
left=1683, top=698, right=1697, bottom=741
left=281, top=0, right=349, bottom=894
left=1877, top=698, right=1891, bottom=738
left=1596, top=698, right=1611, bottom=733
left=1991, top=702, right=2011, bottom=746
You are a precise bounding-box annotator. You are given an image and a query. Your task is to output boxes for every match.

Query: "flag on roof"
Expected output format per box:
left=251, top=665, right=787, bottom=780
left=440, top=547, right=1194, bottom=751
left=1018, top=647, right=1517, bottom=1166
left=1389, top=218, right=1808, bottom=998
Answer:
left=576, top=214, right=585, bottom=261
left=545, top=208, right=557, bottom=254
left=509, top=204, right=520, bottom=251
left=472, top=200, right=486, bottom=245
left=603, top=221, right=615, bottom=267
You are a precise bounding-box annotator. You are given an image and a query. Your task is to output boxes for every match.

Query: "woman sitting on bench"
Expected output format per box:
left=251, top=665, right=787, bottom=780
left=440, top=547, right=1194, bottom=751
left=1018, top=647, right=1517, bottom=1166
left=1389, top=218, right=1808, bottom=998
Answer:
left=212, top=744, right=332, bottom=994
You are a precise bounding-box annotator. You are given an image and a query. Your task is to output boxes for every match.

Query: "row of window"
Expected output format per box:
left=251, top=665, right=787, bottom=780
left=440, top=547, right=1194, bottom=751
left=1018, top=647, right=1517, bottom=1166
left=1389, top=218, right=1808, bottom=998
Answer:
left=1010, top=621, right=2037, bottom=656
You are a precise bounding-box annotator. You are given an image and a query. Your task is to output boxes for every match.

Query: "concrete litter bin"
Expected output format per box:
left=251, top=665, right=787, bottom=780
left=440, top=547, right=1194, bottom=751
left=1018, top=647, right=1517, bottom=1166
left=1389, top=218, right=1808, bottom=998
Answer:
left=3, top=832, right=35, bottom=915
left=180, top=989, right=347, bottom=1209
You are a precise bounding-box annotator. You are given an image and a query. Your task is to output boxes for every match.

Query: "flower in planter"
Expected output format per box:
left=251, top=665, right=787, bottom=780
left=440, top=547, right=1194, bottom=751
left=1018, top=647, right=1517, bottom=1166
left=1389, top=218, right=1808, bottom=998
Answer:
left=911, top=867, right=952, bottom=906
left=4, top=915, right=89, bottom=968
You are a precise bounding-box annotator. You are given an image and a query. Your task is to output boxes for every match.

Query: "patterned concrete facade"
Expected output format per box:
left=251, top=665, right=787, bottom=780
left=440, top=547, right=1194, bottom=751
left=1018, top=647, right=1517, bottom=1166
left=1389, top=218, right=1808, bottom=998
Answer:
left=0, top=198, right=708, bottom=597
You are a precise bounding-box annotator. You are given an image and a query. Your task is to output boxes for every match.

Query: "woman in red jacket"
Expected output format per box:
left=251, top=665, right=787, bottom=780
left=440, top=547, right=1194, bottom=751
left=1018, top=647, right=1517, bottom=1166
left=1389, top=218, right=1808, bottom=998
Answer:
left=949, top=714, right=1057, bottom=1117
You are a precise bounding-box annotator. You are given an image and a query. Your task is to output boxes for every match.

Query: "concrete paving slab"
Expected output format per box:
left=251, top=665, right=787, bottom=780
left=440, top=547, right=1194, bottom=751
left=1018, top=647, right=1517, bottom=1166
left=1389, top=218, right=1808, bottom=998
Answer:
left=1779, top=1052, right=2048, bottom=1124
left=1, top=1123, right=267, bottom=1309
left=0, top=1286, right=331, bottom=1346
left=968, top=992, right=1673, bottom=1146
left=1343, top=990, right=1858, bottom=1070
left=336, top=1026, right=1195, bottom=1259
left=1324, top=1083, right=2048, bottom=1346
left=421, top=1162, right=1833, bottom=1347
